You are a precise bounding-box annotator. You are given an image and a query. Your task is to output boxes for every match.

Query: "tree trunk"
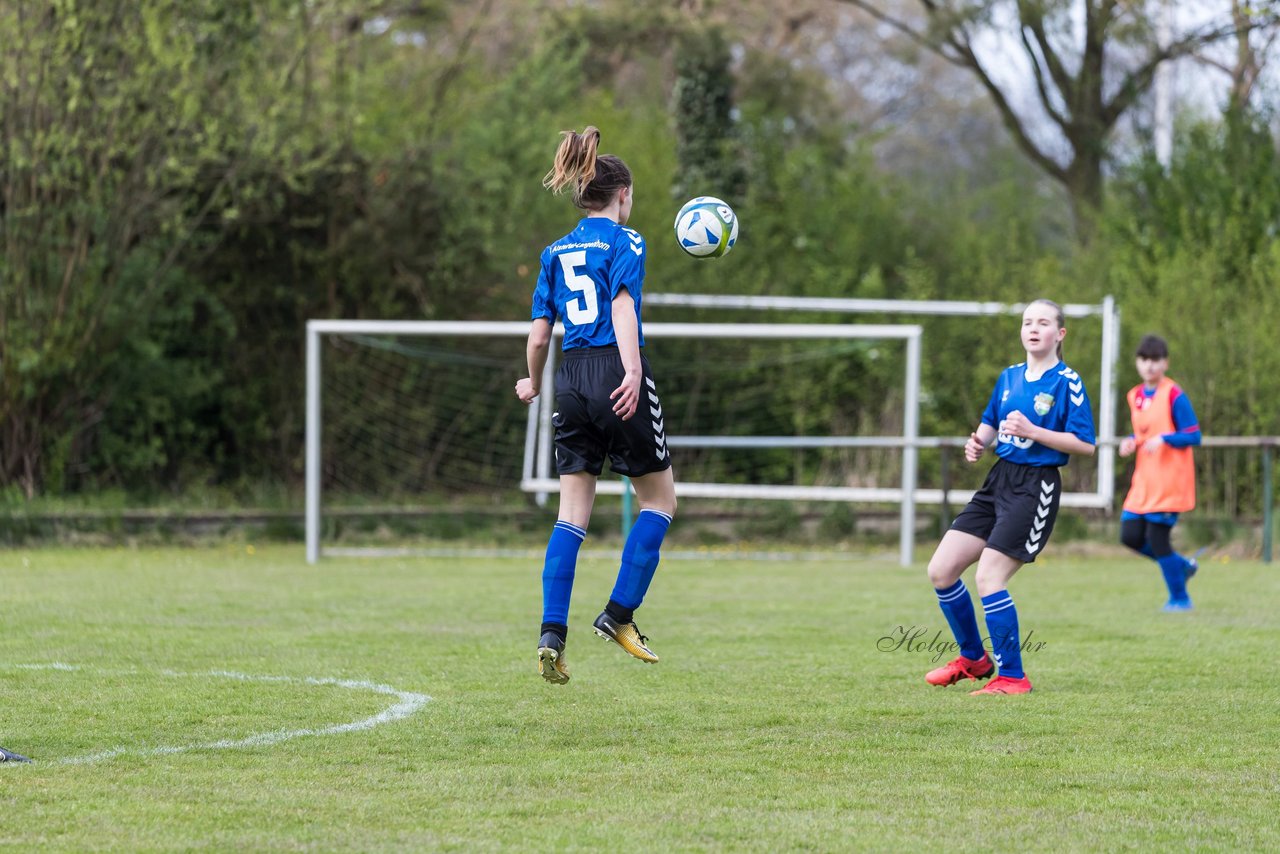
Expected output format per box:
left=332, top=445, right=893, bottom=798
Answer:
left=3, top=413, right=42, bottom=499
left=1064, top=153, right=1105, bottom=240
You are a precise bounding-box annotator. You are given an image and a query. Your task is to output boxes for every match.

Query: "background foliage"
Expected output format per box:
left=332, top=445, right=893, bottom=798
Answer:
left=1, top=0, right=1277, bottom=519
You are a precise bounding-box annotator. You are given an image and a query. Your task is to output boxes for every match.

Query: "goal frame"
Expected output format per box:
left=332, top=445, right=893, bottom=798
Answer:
left=305, top=319, right=924, bottom=564
left=646, top=292, right=1121, bottom=507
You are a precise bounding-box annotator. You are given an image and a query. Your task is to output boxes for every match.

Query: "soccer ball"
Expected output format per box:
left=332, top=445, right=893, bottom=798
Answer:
left=674, top=196, right=739, bottom=258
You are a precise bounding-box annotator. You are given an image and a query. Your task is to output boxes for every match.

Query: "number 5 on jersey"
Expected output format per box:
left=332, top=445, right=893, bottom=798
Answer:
left=559, top=251, right=599, bottom=325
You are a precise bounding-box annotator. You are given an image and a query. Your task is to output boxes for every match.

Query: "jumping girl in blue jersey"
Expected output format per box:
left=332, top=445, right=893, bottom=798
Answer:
left=515, top=126, right=676, bottom=685
left=924, top=299, right=1097, bottom=695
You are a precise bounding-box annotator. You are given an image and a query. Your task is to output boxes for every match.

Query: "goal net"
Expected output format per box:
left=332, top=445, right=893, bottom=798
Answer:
left=305, top=320, right=924, bottom=563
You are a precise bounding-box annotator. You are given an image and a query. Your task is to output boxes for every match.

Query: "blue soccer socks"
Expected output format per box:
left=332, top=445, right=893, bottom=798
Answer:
left=1157, top=554, right=1191, bottom=608
left=541, top=521, right=586, bottom=627
left=542, top=510, right=673, bottom=658
left=609, top=509, right=672, bottom=611
left=981, top=591, right=1024, bottom=680
left=935, top=580, right=985, bottom=661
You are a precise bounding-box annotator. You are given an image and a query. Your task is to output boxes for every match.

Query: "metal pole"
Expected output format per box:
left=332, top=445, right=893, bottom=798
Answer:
left=939, top=445, right=952, bottom=535
left=521, top=392, right=539, bottom=487
left=621, top=476, right=633, bottom=539
left=1263, top=445, right=1273, bottom=564
left=1153, top=0, right=1175, bottom=169
left=535, top=346, right=557, bottom=507
left=900, top=332, right=922, bottom=567
left=1098, top=295, right=1118, bottom=509
left=305, top=324, right=322, bottom=564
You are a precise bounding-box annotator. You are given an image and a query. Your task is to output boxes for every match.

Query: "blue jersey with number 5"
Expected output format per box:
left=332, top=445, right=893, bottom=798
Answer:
left=531, top=217, right=646, bottom=350
left=981, top=361, right=1097, bottom=467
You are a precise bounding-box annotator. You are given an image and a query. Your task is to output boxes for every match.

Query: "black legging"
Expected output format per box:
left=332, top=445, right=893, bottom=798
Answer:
left=1120, top=516, right=1173, bottom=558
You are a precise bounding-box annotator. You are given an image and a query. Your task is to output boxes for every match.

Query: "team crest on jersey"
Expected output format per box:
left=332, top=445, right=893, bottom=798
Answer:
left=1033, top=393, right=1055, bottom=416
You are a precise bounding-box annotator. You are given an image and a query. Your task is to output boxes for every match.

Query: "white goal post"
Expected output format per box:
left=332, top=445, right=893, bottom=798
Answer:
left=305, top=319, right=924, bottom=565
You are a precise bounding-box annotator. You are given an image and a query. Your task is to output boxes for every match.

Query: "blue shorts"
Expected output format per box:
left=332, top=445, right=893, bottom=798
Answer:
left=1121, top=510, right=1179, bottom=527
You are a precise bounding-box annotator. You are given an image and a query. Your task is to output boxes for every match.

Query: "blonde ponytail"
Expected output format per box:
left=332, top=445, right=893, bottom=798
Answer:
left=543, top=126, right=601, bottom=196
left=542, top=126, right=632, bottom=211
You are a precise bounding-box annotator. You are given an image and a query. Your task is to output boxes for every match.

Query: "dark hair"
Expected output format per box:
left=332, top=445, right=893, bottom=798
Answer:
left=542, top=126, right=632, bottom=210
left=1027, top=298, right=1066, bottom=360
left=1135, top=334, right=1169, bottom=360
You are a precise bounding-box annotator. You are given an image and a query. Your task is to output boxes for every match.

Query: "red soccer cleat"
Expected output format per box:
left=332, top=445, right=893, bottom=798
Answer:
left=969, top=674, right=1033, bottom=695
left=925, top=654, right=995, bottom=686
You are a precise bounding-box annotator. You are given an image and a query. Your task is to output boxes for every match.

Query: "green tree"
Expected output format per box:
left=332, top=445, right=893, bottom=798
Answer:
left=1106, top=113, right=1280, bottom=439
left=671, top=26, right=746, bottom=201
left=0, top=0, right=261, bottom=496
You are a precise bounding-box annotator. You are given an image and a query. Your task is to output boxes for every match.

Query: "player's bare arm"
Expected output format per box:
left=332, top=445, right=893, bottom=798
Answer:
left=609, top=289, right=642, bottom=420
left=965, top=423, right=997, bottom=463
left=516, top=318, right=553, bottom=405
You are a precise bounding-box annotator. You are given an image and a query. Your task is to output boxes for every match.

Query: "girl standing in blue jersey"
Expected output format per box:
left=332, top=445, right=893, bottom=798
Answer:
left=924, top=299, right=1097, bottom=695
left=515, top=126, right=676, bottom=685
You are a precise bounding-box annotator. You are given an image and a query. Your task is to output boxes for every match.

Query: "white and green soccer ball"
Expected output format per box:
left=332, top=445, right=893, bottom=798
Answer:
left=674, top=196, right=739, bottom=258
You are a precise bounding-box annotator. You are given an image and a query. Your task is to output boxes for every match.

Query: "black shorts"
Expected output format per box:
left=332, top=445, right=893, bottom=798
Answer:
left=950, top=459, right=1062, bottom=563
left=552, top=346, right=673, bottom=478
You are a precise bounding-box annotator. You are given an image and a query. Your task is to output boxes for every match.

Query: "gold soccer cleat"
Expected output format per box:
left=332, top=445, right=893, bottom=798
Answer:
left=592, top=612, right=659, bottom=664
left=537, top=633, right=570, bottom=684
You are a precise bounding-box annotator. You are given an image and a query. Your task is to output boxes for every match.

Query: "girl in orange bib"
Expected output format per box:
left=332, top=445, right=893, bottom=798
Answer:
left=1118, top=335, right=1202, bottom=611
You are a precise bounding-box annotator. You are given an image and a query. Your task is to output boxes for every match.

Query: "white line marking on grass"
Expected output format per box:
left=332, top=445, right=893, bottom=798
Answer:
left=326, top=546, right=853, bottom=562
left=11, top=664, right=431, bottom=765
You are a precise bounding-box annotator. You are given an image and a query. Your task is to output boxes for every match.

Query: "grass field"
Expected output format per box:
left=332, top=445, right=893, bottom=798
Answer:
left=3, top=544, right=1278, bottom=851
